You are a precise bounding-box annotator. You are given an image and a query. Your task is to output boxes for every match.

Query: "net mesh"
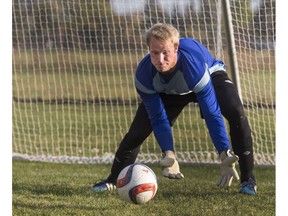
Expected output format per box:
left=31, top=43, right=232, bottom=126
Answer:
left=12, top=0, right=275, bottom=165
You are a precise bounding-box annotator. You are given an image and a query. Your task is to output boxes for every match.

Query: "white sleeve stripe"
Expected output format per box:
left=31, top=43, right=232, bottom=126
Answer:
left=192, top=65, right=210, bottom=93
left=209, top=63, right=226, bottom=74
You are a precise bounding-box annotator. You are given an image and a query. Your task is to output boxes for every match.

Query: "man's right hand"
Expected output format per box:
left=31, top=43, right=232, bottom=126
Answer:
left=159, top=150, right=184, bottom=179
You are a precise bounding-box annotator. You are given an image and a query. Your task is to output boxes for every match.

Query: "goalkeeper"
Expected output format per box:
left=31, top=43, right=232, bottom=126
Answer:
left=92, top=23, right=256, bottom=195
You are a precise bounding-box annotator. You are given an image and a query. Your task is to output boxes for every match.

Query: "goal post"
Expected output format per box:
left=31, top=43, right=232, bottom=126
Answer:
left=222, top=0, right=242, bottom=100
left=12, top=0, right=275, bottom=165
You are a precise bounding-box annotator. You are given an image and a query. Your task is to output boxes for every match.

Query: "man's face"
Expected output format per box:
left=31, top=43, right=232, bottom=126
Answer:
left=149, top=37, right=178, bottom=73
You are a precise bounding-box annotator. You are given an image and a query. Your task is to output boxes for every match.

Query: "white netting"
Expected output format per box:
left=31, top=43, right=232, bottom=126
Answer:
left=12, top=0, right=275, bottom=165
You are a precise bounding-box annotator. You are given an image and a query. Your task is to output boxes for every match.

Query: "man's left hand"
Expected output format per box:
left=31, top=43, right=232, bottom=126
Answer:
left=217, top=150, right=239, bottom=187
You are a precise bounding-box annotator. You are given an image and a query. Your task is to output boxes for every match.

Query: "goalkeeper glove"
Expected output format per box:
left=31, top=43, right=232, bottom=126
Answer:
left=159, top=150, right=184, bottom=179
left=217, top=149, right=240, bottom=188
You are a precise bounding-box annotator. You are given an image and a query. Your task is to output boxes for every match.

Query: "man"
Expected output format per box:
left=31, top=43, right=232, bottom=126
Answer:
left=92, top=23, right=256, bottom=195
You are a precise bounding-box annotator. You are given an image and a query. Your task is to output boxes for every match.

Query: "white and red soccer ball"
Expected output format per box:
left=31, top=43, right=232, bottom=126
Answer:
left=116, top=164, right=158, bottom=204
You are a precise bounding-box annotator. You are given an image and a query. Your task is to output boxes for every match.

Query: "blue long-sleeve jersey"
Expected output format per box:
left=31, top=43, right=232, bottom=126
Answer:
left=134, top=38, right=230, bottom=153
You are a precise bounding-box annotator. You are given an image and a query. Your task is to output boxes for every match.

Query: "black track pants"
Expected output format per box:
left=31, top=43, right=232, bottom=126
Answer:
left=212, top=72, right=255, bottom=182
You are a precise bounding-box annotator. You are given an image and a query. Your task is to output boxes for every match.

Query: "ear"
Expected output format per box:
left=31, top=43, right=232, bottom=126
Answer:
left=174, top=44, right=179, bottom=52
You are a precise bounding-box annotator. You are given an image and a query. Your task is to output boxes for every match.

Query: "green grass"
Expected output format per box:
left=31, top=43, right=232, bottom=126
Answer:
left=12, top=50, right=275, bottom=104
left=12, top=102, right=210, bottom=156
left=12, top=49, right=276, bottom=215
left=12, top=49, right=276, bottom=163
left=12, top=160, right=275, bottom=216
left=12, top=102, right=275, bottom=161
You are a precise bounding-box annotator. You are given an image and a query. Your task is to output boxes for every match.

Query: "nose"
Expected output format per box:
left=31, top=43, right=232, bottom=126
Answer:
left=158, top=53, right=165, bottom=63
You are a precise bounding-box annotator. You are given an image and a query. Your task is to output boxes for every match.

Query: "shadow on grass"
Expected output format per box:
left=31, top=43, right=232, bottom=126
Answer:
left=12, top=181, right=92, bottom=197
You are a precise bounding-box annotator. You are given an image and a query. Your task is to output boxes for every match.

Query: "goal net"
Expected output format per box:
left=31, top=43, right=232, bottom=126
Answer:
left=12, top=0, right=275, bottom=165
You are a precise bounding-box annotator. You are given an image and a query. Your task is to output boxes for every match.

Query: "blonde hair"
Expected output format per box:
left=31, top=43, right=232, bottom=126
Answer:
left=145, top=23, right=180, bottom=48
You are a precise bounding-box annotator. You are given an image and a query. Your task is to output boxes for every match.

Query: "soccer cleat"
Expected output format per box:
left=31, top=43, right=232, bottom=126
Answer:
left=239, top=178, right=257, bottom=195
left=92, top=180, right=116, bottom=192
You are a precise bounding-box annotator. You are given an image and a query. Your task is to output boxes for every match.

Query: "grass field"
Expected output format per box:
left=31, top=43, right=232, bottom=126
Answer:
left=12, top=50, right=275, bottom=104
left=12, top=49, right=275, bottom=164
left=12, top=160, right=275, bottom=216
left=12, top=101, right=275, bottom=164
left=12, top=49, right=276, bottom=215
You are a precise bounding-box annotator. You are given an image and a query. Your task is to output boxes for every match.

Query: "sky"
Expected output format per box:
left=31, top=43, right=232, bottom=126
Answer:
left=110, top=0, right=262, bottom=16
